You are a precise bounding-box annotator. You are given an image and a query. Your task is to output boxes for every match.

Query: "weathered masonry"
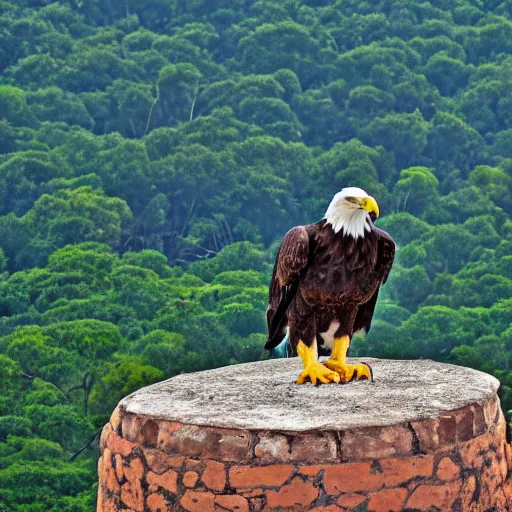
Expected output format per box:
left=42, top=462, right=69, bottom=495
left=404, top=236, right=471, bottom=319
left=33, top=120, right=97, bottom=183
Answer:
left=97, top=358, right=512, bottom=511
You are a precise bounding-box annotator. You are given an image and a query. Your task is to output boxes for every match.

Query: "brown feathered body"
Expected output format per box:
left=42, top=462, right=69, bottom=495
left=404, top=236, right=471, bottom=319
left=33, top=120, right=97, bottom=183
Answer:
left=266, top=219, right=395, bottom=355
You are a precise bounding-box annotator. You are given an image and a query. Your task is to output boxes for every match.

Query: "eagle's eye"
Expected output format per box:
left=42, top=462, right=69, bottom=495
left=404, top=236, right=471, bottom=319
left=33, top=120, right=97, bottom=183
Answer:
left=344, top=196, right=359, bottom=204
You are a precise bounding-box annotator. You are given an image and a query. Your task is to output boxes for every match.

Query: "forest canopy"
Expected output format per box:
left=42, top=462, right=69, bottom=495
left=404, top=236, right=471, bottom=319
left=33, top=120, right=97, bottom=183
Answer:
left=1, top=0, right=512, bottom=510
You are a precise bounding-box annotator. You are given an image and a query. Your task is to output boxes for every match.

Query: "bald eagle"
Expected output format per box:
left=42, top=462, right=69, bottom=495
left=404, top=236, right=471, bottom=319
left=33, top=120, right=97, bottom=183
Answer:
left=265, top=187, right=395, bottom=384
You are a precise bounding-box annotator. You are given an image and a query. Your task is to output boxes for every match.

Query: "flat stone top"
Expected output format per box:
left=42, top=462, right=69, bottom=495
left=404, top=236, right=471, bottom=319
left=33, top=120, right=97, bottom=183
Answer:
left=119, top=358, right=499, bottom=432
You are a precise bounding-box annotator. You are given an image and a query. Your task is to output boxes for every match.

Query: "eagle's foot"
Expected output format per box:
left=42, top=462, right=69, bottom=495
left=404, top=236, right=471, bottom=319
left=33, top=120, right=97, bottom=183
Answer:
left=322, top=360, right=373, bottom=383
left=296, top=361, right=341, bottom=385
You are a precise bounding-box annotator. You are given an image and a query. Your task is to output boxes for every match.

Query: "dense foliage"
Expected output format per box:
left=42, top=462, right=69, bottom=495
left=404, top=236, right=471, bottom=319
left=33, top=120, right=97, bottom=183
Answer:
left=1, top=0, right=511, bottom=509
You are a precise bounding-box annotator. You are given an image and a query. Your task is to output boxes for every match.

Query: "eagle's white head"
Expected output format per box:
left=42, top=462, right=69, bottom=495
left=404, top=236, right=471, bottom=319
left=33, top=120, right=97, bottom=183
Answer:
left=324, top=187, right=380, bottom=239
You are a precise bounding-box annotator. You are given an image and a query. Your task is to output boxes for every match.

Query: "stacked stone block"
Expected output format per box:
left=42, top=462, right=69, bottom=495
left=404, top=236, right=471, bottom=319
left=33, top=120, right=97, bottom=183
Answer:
left=97, top=360, right=512, bottom=511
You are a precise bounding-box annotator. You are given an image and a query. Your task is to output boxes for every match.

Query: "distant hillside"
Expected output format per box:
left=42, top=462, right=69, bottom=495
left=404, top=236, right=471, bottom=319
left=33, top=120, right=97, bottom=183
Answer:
left=0, top=0, right=511, bottom=510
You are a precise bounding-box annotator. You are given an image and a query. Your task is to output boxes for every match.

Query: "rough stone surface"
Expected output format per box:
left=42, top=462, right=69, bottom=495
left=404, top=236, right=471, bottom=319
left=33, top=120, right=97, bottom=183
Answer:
left=97, top=358, right=512, bottom=512
left=119, top=358, right=499, bottom=431
left=201, top=460, right=226, bottom=491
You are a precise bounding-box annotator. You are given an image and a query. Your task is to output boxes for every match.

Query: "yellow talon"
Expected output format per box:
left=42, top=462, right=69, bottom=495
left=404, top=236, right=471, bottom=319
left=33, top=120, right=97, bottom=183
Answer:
left=297, top=361, right=341, bottom=385
left=296, top=339, right=340, bottom=385
left=322, top=360, right=372, bottom=382
left=322, top=335, right=373, bottom=383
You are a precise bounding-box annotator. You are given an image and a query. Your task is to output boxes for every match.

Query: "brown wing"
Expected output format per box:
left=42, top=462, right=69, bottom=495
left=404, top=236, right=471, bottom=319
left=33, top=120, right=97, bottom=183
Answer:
left=353, top=227, right=395, bottom=334
left=265, top=226, right=310, bottom=350
left=375, top=227, right=396, bottom=285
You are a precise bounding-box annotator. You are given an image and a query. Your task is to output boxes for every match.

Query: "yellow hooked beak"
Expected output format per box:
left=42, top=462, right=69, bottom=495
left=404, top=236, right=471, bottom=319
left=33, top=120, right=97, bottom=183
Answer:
left=359, top=196, right=379, bottom=218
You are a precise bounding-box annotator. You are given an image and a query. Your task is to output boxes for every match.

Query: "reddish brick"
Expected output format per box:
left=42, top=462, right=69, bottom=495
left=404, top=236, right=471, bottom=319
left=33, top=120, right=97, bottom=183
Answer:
left=410, top=419, right=439, bottom=452
left=249, top=497, right=265, bottom=511
left=310, top=506, right=344, bottom=512
left=156, top=421, right=185, bottom=452
left=494, top=412, right=505, bottom=439
left=201, top=460, right=226, bottom=491
left=254, top=434, right=289, bottom=462
left=147, top=492, right=168, bottom=512
left=495, top=413, right=507, bottom=442
left=473, top=404, right=487, bottom=436
left=460, top=431, right=490, bottom=468
left=106, top=460, right=120, bottom=494
left=292, top=433, right=338, bottom=462
left=379, top=454, right=434, bottom=487
left=209, top=427, right=253, bottom=461
left=367, top=488, right=407, bottom=512
left=98, top=456, right=109, bottom=496
left=477, top=475, right=493, bottom=508
left=159, top=421, right=183, bottom=434
left=214, top=494, right=249, bottom=511
left=107, top=430, right=135, bottom=458
left=498, top=444, right=509, bottom=482
left=438, top=414, right=457, bottom=445
left=496, top=413, right=507, bottom=440
left=145, top=449, right=184, bottom=474
left=121, top=414, right=144, bottom=443
left=183, top=471, right=199, bottom=488
left=97, top=479, right=104, bottom=512
left=181, top=490, right=215, bottom=512
left=336, top=493, right=366, bottom=509
left=121, top=480, right=144, bottom=511
left=147, top=469, right=179, bottom=494
left=167, top=455, right=186, bottom=468
left=98, top=455, right=106, bottom=491
left=495, top=489, right=510, bottom=512
left=456, top=407, right=475, bottom=442
left=110, top=405, right=122, bottom=434
left=102, top=494, right=121, bottom=512
left=255, top=432, right=337, bottom=463
left=103, top=448, right=120, bottom=494
left=113, top=454, right=124, bottom=483
left=100, top=423, right=113, bottom=452
left=459, top=473, right=477, bottom=508
left=505, top=477, right=512, bottom=510
left=159, top=424, right=252, bottom=461
left=406, top=482, right=461, bottom=510
left=299, top=465, right=323, bottom=477
left=185, top=458, right=203, bottom=471
left=341, top=425, right=412, bottom=461
left=124, top=457, right=145, bottom=483
left=324, top=462, right=384, bottom=494
left=124, top=415, right=160, bottom=448
left=141, top=419, right=160, bottom=448
left=479, top=448, right=506, bottom=499
left=229, top=465, right=294, bottom=488
left=266, top=477, right=318, bottom=509
left=436, top=457, right=460, bottom=481
left=483, top=396, right=499, bottom=426
left=504, top=442, right=512, bottom=471
left=239, top=488, right=265, bottom=498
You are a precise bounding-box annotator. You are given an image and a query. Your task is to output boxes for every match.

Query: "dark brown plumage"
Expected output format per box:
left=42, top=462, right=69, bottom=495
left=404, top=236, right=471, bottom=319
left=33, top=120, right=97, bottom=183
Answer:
left=266, top=218, right=395, bottom=355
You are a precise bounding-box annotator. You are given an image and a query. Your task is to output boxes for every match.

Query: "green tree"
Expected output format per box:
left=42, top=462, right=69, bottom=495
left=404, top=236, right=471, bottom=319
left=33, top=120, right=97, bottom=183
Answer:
left=23, top=186, right=132, bottom=248
left=89, top=357, right=164, bottom=414
left=1, top=1, right=512, bottom=509
left=427, top=111, right=484, bottom=176
left=393, top=166, right=439, bottom=215
left=237, top=22, right=321, bottom=85
left=423, top=53, right=471, bottom=96
left=360, top=110, right=429, bottom=170
left=156, top=63, right=202, bottom=125
left=0, top=85, right=34, bottom=127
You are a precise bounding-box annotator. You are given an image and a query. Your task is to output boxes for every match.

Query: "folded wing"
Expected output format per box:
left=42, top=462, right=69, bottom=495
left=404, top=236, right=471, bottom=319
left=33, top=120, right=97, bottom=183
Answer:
left=265, top=226, right=311, bottom=350
left=353, top=228, right=395, bottom=334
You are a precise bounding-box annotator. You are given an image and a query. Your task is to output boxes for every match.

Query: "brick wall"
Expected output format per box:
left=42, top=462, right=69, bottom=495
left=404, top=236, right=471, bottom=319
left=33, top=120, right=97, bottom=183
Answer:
left=97, top=396, right=512, bottom=512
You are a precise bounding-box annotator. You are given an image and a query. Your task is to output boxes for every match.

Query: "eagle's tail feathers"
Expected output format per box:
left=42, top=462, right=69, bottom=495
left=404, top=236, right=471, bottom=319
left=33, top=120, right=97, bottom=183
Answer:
left=269, top=328, right=291, bottom=358
left=265, top=279, right=299, bottom=350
